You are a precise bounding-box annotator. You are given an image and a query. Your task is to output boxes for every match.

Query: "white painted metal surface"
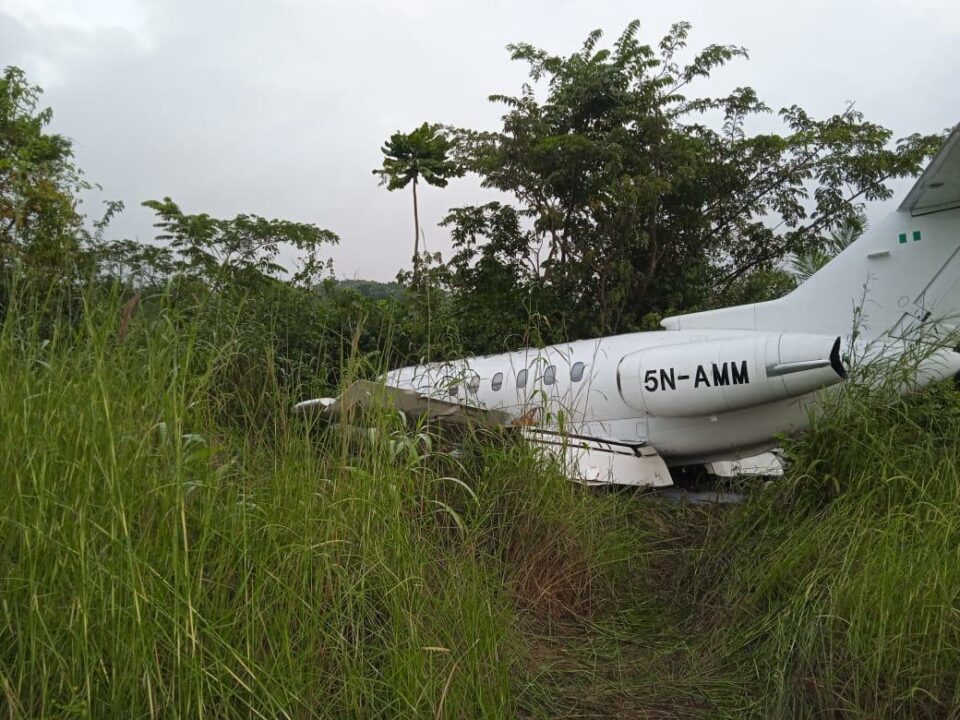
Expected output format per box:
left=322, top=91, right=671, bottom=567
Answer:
left=706, top=452, right=784, bottom=478
left=900, top=125, right=960, bottom=216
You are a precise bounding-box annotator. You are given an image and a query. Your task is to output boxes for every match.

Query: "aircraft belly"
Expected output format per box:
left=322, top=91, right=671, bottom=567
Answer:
left=647, top=392, right=820, bottom=459
left=575, top=418, right=649, bottom=444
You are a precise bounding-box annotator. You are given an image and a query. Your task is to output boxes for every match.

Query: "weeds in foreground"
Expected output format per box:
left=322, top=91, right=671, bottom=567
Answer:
left=688, top=365, right=960, bottom=718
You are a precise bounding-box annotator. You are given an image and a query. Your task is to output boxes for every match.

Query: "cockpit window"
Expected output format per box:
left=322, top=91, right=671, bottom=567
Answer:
left=543, top=365, right=556, bottom=385
left=571, top=361, right=585, bottom=382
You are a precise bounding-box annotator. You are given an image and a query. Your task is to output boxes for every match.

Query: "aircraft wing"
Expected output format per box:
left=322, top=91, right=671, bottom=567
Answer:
left=294, top=379, right=512, bottom=430
left=294, top=380, right=673, bottom=486
left=899, top=123, right=960, bottom=216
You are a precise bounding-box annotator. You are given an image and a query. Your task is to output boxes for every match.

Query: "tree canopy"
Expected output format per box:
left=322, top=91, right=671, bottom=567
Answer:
left=139, top=197, right=338, bottom=289
left=439, top=21, right=944, bottom=344
left=0, top=66, right=90, bottom=280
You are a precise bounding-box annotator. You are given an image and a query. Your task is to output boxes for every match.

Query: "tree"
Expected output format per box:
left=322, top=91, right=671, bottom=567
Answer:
left=442, top=202, right=551, bottom=352
left=0, top=66, right=89, bottom=279
left=373, top=122, right=462, bottom=281
left=442, top=21, right=944, bottom=342
left=141, top=197, right=339, bottom=290
left=789, top=213, right=865, bottom=282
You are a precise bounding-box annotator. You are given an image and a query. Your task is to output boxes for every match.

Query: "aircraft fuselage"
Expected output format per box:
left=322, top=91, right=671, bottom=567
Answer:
left=386, top=329, right=850, bottom=464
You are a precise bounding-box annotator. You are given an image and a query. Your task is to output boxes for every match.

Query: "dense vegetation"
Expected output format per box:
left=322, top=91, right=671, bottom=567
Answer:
left=4, top=283, right=959, bottom=718
left=2, top=21, right=959, bottom=719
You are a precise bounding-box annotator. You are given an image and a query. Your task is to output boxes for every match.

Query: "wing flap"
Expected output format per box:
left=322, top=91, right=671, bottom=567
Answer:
left=522, top=428, right=673, bottom=487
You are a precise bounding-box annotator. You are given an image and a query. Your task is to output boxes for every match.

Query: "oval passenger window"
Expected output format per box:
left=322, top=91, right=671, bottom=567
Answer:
left=571, top=361, right=585, bottom=382
left=543, top=365, right=556, bottom=385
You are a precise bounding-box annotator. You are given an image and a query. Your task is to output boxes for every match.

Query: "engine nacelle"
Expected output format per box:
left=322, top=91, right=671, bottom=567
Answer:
left=617, top=333, right=846, bottom=418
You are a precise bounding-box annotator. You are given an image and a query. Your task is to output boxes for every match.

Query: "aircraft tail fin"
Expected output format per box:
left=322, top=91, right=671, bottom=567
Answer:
left=663, top=123, right=960, bottom=344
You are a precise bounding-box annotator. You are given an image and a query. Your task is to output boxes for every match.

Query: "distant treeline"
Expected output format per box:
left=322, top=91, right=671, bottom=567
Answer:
left=326, top=278, right=403, bottom=301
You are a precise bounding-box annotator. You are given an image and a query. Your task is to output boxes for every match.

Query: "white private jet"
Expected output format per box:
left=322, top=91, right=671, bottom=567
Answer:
left=300, top=123, right=960, bottom=487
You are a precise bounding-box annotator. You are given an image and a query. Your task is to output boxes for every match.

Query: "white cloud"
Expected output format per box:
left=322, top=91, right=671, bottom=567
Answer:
left=0, top=0, right=152, bottom=47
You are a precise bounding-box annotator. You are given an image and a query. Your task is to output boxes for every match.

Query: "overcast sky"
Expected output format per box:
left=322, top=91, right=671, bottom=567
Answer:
left=2, top=0, right=959, bottom=280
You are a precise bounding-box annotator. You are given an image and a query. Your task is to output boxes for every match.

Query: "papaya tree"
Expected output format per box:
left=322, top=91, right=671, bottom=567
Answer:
left=373, top=122, right=462, bottom=281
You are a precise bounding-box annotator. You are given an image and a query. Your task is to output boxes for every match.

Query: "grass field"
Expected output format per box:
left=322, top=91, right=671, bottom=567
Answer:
left=2, top=291, right=960, bottom=718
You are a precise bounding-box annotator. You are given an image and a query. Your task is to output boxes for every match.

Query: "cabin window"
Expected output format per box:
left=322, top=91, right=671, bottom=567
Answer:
left=491, top=372, right=504, bottom=391
left=516, top=369, right=528, bottom=389
left=447, top=383, right=458, bottom=397
left=467, top=374, right=480, bottom=393
left=543, top=365, right=556, bottom=385
left=571, top=361, right=585, bottom=382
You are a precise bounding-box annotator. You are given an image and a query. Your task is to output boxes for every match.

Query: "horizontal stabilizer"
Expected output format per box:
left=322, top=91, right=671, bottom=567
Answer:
left=900, top=124, right=960, bottom=216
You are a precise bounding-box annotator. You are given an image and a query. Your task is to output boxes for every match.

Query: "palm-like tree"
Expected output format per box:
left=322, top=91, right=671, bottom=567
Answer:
left=789, top=214, right=866, bottom=283
left=373, top=123, right=462, bottom=280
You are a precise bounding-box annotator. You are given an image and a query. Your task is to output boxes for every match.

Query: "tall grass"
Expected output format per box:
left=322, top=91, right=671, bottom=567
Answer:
left=693, top=364, right=960, bottom=718
left=0, top=287, right=647, bottom=718
left=5, top=285, right=960, bottom=717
